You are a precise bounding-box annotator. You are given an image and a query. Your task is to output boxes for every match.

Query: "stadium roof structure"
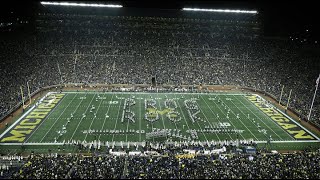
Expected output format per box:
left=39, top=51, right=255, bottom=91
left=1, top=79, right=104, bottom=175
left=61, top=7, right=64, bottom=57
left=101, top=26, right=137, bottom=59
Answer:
left=0, top=0, right=319, bottom=40
left=40, top=1, right=123, bottom=8
left=182, top=8, right=258, bottom=14
left=39, top=1, right=258, bottom=14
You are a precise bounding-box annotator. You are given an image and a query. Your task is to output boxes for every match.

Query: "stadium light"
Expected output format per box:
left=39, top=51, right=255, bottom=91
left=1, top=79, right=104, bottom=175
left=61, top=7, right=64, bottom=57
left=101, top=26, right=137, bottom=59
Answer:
left=182, top=8, right=258, bottom=14
left=40, top=1, right=123, bottom=8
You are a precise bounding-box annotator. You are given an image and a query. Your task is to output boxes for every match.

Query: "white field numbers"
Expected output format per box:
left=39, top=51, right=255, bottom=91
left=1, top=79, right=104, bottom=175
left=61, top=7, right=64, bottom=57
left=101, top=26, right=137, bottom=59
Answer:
left=219, top=122, right=231, bottom=127
left=109, top=101, right=118, bottom=104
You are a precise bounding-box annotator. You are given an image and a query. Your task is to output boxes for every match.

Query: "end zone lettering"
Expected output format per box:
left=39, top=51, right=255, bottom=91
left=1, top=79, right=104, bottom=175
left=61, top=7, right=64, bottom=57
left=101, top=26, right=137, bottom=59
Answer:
left=0, top=94, right=65, bottom=143
left=246, top=95, right=315, bottom=140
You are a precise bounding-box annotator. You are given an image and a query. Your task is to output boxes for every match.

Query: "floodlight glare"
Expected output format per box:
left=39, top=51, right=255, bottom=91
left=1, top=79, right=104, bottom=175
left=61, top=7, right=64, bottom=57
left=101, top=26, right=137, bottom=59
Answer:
left=41, top=1, right=123, bottom=8
left=182, top=8, right=258, bottom=14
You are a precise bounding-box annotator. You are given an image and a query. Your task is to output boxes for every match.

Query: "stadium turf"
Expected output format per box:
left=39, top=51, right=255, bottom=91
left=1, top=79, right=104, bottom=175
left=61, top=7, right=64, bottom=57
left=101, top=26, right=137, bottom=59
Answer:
left=1, top=91, right=319, bottom=146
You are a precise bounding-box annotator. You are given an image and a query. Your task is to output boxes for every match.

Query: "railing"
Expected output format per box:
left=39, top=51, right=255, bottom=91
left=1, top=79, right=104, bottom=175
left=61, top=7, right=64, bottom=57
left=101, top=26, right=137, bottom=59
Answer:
left=0, top=84, right=62, bottom=123
left=239, top=86, right=320, bottom=130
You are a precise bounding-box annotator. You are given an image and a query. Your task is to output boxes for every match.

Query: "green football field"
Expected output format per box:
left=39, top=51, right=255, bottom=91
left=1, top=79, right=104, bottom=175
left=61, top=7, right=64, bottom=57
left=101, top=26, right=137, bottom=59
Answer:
left=1, top=91, right=319, bottom=147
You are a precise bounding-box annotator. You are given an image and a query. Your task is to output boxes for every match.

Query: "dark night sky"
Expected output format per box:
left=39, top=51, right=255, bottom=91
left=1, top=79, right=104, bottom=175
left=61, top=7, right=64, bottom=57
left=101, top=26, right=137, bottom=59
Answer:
left=1, top=0, right=319, bottom=40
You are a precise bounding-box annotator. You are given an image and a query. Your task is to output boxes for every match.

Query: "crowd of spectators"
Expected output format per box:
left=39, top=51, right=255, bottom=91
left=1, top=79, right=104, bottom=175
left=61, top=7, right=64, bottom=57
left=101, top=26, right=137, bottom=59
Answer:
left=126, top=149, right=320, bottom=179
left=0, top=13, right=319, bottom=127
left=2, top=154, right=125, bottom=179
left=1, top=147, right=319, bottom=179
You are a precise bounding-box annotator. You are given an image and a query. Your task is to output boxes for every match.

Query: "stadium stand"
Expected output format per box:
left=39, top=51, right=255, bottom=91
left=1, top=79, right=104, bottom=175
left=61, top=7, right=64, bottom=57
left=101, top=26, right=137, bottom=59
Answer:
left=0, top=13, right=319, bottom=127
left=0, top=146, right=319, bottom=179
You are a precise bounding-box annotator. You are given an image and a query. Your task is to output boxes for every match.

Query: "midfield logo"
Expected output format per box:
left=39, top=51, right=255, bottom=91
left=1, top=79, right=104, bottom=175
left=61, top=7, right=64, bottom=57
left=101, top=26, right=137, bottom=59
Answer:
left=146, top=108, right=178, bottom=117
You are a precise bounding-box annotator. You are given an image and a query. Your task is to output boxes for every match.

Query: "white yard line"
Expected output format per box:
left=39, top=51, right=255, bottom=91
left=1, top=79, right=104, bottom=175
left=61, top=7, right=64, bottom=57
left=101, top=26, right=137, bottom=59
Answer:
left=98, top=94, right=115, bottom=141
left=69, top=94, right=97, bottom=140
left=145, top=95, right=155, bottom=142
left=188, top=93, right=209, bottom=142
left=125, top=95, right=132, bottom=142
left=25, top=93, right=68, bottom=143
left=206, top=94, right=244, bottom=140
left=83, top=92, right=107, bottom=141
left=39, top=94, right=78, bottom=142
left=125, top=103, right=130, bottom=142
left=163, top=94, right=179, bottom=131
left=155, top=93, right=167, bottom=130
left=242, top=97, right=296, bottom=140
left=70, top=93, right=89, bottom=115
left=216, top=95, right=259, bottom=140
left=139, top=96, right=142, bottom=141
left=111, top=97, right=124, bottom=142
left=233, top=95, right=285, bottom=140
left=200, top=95, right=231, bottom=141
left=255, top=94, right=320, bottom=141
left=0, top=106, right=35, bottom=139
left=173, top=93, right=192, bottom=140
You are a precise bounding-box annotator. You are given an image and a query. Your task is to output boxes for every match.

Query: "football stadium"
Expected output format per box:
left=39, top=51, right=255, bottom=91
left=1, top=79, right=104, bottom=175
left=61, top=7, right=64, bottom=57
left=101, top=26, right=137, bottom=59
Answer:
left=0, top=1, right=319, bottom=179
